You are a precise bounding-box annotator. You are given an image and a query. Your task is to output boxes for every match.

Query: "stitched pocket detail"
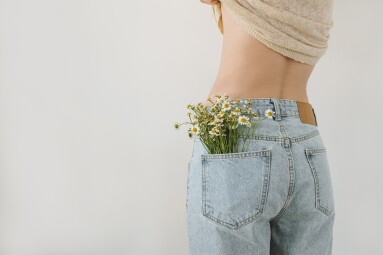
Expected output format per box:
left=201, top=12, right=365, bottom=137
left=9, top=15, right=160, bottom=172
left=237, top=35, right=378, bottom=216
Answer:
left=305, top=148, right=335, bottom=216
left=201, top=150, right=272, bottom=230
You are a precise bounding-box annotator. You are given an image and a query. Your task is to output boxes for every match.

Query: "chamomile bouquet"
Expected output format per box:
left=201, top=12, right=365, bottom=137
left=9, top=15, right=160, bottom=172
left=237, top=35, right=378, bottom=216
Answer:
left=174, top=94, right=275, bottom=154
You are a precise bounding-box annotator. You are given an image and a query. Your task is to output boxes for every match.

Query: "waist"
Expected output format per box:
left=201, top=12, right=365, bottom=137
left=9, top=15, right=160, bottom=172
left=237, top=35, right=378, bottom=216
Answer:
left=209, top=72, right=310, bottom=104
left=206, top=97, right=318, bottom=126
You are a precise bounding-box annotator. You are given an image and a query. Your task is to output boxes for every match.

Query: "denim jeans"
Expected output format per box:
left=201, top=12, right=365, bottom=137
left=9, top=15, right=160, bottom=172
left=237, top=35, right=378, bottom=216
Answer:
left=186, top=97, right=335, bottom=255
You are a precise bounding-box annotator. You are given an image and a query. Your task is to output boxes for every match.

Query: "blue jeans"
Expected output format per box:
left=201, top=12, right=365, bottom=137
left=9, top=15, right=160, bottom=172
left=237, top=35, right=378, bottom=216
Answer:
left=186, top=97, right=335, bottom=255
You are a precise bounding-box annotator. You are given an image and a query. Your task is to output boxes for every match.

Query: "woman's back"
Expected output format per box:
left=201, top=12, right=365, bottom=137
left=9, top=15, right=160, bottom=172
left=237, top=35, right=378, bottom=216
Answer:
left=206, top=3, right=327, bottom=104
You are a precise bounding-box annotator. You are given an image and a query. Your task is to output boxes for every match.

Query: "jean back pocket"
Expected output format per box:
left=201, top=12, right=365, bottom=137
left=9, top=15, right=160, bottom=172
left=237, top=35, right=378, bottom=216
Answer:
left=305, top=148, right=335, bottom=216
left=201, top=149, right=271, bottom=230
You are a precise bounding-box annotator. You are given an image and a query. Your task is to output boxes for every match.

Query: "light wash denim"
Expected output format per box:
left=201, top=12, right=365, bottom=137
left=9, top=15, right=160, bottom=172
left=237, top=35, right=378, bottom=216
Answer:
left=186, top=97, right=335, bottom=255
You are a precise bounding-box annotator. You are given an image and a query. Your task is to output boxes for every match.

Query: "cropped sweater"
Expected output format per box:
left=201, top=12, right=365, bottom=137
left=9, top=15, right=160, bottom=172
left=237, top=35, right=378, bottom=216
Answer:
left=211, top=0, right=334, bottom=65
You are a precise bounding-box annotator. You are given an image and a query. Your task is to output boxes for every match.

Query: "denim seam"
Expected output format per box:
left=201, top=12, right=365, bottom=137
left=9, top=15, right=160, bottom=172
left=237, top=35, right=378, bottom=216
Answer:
left=290, top=130, right=320, bottom=143
left=240, top=135, right=282, bottom=141
left=198, top=214, right=260, bottom=246
left=237, top=129, right=319, bottom=142
left=201, top=150, right=270, bottom=159
left=269, top=121, right=296, bottom=226
left=305, top=149, right=333, bottom=216
left=280, top=114, right=299, bottom=117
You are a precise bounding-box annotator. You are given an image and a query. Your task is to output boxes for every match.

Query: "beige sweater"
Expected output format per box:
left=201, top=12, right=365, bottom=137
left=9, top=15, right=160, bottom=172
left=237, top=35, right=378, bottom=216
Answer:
left=211, top=0, right=334, bottom=65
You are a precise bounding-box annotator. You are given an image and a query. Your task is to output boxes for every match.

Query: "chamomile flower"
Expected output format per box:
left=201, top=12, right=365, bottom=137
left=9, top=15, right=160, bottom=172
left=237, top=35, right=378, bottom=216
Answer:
left=191, top=125, right=200, bottom=136
left=214, top=95, right=224, bottom=104
left=208, top=119, right=217, bottom=125
left=265, top=109, right=275, bottom=119
left=242, top=104, right=251, bottom=110
left=221, top=101, right=232, bottom=111
left=209, top=127, right=220, bottom=136
left=214, top=113, right=224, bottom=123
left=238, top=115, right=250, bottom=125
left=245, top=99, right=253, bottom=104
left=231, top=107, right=241, bottom=116
left=214, top=122, right=224, bottom=128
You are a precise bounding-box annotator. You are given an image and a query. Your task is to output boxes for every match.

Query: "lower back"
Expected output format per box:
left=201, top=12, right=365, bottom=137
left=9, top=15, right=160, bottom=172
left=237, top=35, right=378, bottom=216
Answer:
left=206, top=4, right=315, bottom=104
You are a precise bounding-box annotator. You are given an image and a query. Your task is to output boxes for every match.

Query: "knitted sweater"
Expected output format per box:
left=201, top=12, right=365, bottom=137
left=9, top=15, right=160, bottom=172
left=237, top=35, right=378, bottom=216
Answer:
left=211, top=0, right=334, bottom=65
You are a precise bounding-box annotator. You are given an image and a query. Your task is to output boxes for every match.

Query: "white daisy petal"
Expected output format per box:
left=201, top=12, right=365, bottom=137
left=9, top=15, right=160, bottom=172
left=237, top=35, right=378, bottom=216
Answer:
left=265, top=109, right=275, bottom=119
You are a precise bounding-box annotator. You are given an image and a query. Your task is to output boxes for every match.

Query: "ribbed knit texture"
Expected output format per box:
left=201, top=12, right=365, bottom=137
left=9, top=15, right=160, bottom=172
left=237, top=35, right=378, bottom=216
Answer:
left=211, top=0, right=334, bottom=65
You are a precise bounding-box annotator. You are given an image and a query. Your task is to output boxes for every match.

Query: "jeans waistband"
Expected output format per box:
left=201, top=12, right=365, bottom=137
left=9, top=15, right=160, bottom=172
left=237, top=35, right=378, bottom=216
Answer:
left=224, top=97, right=318, bottom=126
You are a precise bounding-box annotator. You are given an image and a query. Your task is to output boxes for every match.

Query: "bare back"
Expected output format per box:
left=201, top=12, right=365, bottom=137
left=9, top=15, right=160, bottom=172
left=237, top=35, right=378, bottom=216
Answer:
left=206, top=4, right=315, bottom=104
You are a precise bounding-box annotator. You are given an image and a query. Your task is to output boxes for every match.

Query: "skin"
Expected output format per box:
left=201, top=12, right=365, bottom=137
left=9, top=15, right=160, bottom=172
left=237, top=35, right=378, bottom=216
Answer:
left=201, top=0, right=315, bottom=106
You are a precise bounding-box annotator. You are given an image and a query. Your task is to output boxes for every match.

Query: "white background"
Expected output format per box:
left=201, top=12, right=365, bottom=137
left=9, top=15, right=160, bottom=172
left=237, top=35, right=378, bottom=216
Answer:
left=1, top=0, right=382, bottom=254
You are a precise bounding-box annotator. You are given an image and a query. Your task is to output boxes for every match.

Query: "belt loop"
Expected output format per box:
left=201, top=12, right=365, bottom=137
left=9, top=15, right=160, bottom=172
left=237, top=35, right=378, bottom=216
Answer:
left=270, top=97, right=282, bottom=121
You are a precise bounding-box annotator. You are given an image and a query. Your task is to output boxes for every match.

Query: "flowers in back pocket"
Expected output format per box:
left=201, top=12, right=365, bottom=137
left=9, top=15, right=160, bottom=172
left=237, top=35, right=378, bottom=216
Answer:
left=265, top=109, right=275, bottom=119
left=174, top=94, right=275, bottom=154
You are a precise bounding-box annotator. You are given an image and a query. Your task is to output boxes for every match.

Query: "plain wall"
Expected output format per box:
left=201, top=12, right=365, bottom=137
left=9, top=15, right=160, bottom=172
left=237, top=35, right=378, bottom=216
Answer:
left=1, top=0, right=382, bottom=254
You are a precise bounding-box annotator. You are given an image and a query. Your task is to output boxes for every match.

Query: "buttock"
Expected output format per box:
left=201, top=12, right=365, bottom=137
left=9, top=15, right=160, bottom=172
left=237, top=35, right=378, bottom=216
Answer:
left=185, top=97, right=335, bottom=255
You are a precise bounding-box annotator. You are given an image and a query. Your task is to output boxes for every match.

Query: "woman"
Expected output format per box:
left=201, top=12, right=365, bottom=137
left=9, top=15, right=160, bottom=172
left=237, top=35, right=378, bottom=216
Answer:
left=186, top=0, right=335, bottom=254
